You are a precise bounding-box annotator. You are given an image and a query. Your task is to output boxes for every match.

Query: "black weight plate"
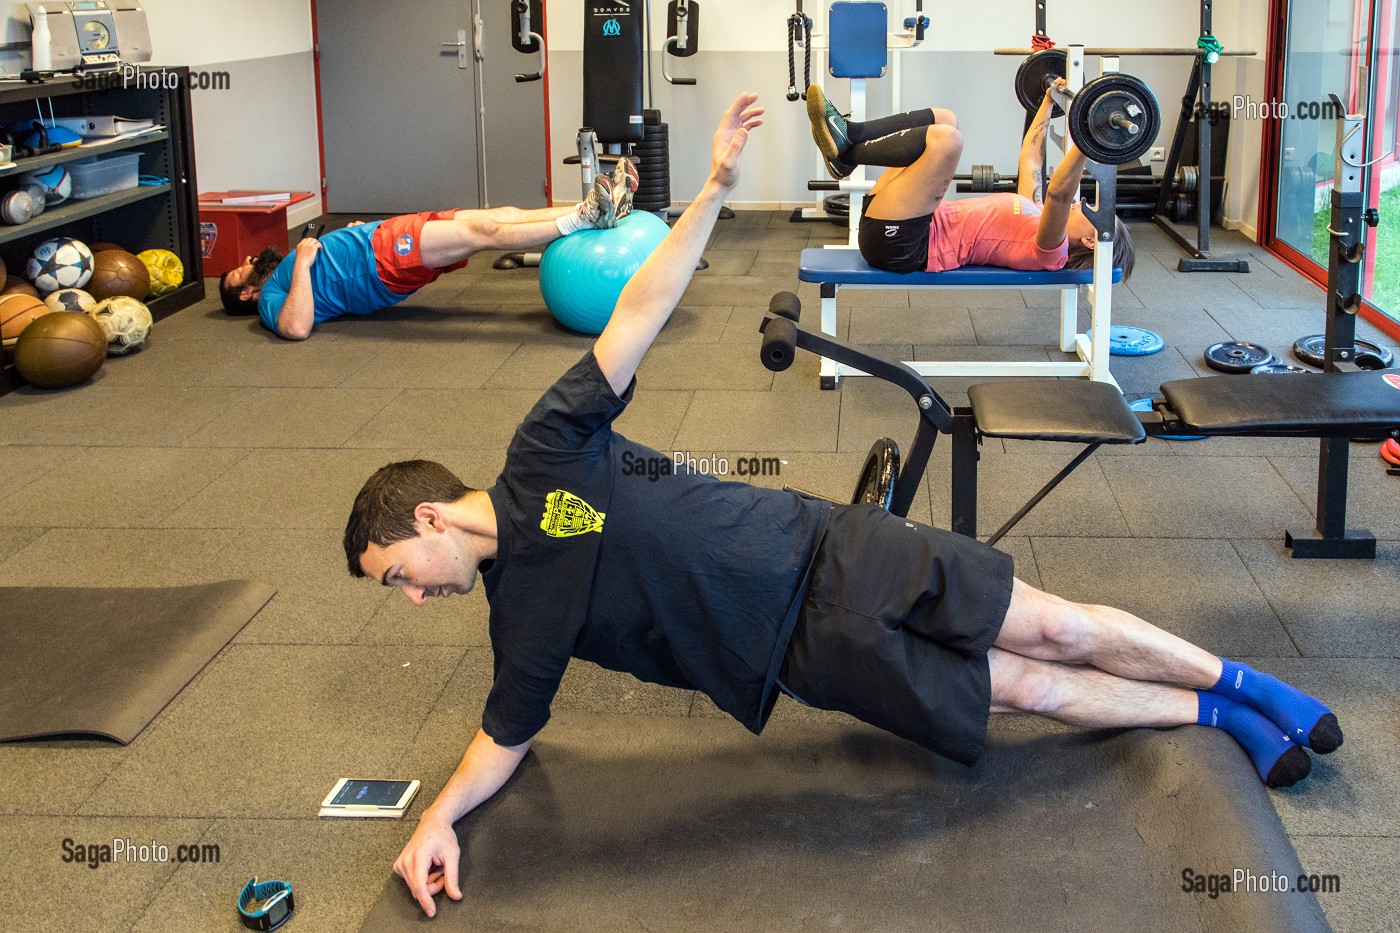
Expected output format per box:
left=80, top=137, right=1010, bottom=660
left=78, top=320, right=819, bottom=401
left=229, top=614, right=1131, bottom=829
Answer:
left=1070, top=73, right=1161, bottom=165
left=852, top=438, right=900, bottom=511
left=1292, top=334, right=1394, bottom=368
left=823, top=194, right=850, bottom=217
left=1204, top=340, right=1273, bottom=374
left=1250, top=363, right=1312, bottom=374
left=1015, top=48, right=1067, bottom=116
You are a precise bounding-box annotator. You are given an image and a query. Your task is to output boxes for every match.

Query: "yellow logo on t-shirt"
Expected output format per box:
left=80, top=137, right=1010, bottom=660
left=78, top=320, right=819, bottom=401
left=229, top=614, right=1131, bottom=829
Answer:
left=540, top=489, right=605, bottom=537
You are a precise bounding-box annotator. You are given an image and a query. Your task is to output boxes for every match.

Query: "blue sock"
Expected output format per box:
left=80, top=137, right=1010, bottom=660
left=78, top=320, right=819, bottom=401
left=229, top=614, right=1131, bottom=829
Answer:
left=1213, top=658, right=1342, bottom=753
left=1197, top=693, right=1311, bottom=788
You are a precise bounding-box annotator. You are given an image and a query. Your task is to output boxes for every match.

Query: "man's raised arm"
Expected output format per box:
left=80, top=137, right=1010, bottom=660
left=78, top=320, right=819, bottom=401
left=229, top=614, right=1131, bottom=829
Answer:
left=593, top=93, right=764, bottom=396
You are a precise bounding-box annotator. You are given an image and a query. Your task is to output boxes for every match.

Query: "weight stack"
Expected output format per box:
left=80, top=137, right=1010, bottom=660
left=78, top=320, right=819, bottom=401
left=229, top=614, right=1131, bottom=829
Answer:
left=631, top=110, right=671, bottom=213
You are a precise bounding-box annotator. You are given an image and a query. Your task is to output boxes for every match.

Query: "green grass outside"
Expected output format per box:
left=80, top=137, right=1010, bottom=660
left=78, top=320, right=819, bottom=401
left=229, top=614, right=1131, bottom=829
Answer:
left=1311, top=183, right=1400, bottom=319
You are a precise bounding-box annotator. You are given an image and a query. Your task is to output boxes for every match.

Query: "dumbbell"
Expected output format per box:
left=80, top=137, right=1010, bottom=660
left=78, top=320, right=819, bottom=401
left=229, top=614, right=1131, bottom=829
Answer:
left=1014, top=48, right=1161, bottom=165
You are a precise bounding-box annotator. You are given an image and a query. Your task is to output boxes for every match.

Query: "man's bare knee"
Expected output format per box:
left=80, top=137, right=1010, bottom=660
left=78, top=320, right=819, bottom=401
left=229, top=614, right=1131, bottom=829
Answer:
left=1039, top=598, right=1092, bottom=658
left=932, top=108, right=958, bottom=128
left=990, top=650, right=1063, bottom=715
left=461, top=215, right=503, bottom=247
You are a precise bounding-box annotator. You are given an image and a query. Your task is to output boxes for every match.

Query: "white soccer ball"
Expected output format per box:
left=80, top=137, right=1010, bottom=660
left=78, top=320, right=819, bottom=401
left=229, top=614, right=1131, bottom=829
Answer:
left=26, top=237, right=94, bottom=294
left=88, top=296, right=152, bottom=356
left=44, top=287, right=97, bottom=314
left=19, top=165, right=72, bottom=205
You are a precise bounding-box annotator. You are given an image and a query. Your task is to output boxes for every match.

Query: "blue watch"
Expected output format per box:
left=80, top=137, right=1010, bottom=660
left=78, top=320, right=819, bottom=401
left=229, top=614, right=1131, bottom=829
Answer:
left=237, top=877, right=294, bottom=931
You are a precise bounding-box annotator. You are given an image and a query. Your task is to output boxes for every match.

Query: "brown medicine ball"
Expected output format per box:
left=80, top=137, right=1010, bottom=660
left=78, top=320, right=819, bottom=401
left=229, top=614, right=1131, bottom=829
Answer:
left=88, top=242, right=126, bottom=253
left=87, top=249, right=151, bottom=301
left=0, top=292, right=50, bottom=350
left=3, top=275, right=40, bottom=298
left=13, top=311, right=106, bottom=388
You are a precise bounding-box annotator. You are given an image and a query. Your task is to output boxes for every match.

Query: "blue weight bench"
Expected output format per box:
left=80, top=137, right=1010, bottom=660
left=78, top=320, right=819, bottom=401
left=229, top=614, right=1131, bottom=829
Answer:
left=799, top=247, right=1126, bottom=388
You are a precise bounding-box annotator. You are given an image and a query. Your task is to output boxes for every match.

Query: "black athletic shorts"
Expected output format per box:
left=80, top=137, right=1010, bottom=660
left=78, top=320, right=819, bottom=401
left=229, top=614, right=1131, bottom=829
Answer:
left=857, top=194, right=932, bottom=273
left=779, top=504, right=1015, bottom=765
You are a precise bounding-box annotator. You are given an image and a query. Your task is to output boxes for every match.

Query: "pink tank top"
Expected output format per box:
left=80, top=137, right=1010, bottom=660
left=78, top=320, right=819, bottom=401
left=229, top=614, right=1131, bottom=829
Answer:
left=925, top=193, right=1069, bottom=273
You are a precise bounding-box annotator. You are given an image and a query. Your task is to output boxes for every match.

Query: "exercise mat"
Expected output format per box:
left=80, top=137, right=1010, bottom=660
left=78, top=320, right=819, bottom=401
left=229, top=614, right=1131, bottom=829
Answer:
left=0, top=581, right=274, bottom=744
left=360, top=711, right=1329, bottom=933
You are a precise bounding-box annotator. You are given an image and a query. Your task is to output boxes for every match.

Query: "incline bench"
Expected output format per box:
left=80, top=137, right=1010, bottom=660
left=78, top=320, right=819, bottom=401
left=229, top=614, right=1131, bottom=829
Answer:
left=799, top=247, right=1125, bottom=388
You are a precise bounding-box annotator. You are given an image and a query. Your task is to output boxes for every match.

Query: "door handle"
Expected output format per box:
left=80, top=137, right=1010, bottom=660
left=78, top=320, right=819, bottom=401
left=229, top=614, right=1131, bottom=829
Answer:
left=442, top=29, right=468, bottom=68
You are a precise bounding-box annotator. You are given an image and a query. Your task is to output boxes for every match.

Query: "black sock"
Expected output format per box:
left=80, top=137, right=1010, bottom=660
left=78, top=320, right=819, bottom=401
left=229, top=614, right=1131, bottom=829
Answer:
left=848, top=127, right=929, bottom=167
left=848, top=109, right=936, bottom=144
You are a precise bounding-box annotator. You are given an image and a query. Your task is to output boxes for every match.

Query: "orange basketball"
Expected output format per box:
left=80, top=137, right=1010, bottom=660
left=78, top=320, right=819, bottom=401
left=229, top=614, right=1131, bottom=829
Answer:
left=0, top=293, right=51, bottom=349
left=87, top=249, right=151, bottom=302
left=13, top=311, right=106, bottom=388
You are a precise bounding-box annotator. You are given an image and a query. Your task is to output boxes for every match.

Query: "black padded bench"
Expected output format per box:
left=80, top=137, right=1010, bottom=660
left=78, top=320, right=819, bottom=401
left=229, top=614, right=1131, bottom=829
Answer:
left=959, top=371, right=1400, bottom=557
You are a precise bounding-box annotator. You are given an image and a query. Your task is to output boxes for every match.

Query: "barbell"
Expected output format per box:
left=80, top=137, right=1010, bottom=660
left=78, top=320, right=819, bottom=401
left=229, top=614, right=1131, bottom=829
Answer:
left=1014, top=48, right=1161, bottom=165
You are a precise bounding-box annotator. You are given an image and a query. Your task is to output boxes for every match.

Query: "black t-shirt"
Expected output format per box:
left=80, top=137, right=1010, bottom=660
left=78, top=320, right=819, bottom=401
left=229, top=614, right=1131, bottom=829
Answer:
left=480, top=351, right=831, bottom=746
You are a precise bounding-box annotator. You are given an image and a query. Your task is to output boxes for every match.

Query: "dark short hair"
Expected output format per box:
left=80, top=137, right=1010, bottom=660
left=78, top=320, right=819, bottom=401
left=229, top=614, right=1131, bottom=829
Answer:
left=344, top=460, right=472, bottom=577
left=218, top=272, right=260, bottom=315
left=1065, top=215, right=1135, bottom=282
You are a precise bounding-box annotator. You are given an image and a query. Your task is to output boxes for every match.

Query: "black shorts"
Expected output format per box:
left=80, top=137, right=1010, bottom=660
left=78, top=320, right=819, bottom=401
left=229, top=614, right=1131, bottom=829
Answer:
left=779, top=504, right=1015, bottom=765
left=857, top=195, right=932, bottom=273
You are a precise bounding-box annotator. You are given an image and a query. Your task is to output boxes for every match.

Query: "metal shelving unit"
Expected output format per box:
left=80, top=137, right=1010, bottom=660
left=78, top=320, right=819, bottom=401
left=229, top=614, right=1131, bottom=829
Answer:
left=0, top=66, right=201, bottom=394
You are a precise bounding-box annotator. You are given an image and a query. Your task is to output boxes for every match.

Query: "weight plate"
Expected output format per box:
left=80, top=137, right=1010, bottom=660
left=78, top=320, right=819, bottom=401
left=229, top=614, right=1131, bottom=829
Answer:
left=1108, top=325, right=1164, bottom=356
left=1128, top=397, right=1207, bottom=441
left=1014, top=48, right=1067, bottom=116
left=1204, top=341, right=1273, bottom=374
left=1250, top=362, right=1312, bottom=374
left=1292, top=334, right=1394, bottom=368
left=1382, top=438, right=1400, bottom=466
left=1070, top=73, right=1161, bottom=165
left=852, top=438, right=900, bottom=510
left=823, top=194, right=850, bottom=217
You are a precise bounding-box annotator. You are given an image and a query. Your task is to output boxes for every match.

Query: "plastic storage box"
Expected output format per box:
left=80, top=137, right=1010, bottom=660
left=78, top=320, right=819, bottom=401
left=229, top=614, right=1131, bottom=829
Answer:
left=67, top=153, right=142, bottom=200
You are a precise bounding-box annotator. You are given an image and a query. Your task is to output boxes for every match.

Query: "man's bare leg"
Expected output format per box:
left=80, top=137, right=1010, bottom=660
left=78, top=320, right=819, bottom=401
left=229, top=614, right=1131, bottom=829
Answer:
left=986, top=579, right=1328, bottom=787
left=418, top=214, right=567, bottom=268
left=476, top=205, right=575, bottom=224
left=989, top=647, right=1197, bottom=728
left=419, top=164, right=637, bottom=268
left=994, top=578, right=1222, bottom=688
left=988, top=646, right=1313, bottom=788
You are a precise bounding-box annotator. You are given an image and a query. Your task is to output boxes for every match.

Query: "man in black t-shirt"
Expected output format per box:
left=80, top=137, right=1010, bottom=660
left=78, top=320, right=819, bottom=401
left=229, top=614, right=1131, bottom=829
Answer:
left=343, top=94, right=1344, bottom=919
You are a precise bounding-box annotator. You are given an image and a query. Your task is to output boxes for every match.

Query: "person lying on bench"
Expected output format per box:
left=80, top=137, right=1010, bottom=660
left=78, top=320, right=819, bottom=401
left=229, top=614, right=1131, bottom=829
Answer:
left=218, top=162, right=639, bottom=340
left=341, top=94, right=1338, bottom=919
left=804, top=83, right=1134, bottom=279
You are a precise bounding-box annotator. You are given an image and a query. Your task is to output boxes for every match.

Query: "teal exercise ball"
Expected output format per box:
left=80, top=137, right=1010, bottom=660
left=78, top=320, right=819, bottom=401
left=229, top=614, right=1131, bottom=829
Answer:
left=540, top=210, right=670, bottom=335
